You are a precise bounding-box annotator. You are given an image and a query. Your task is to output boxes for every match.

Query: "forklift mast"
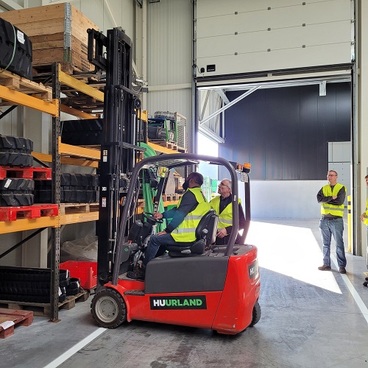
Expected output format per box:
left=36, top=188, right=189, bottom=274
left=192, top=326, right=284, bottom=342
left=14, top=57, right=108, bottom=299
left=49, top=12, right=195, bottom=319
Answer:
left=88, top=27, right=141, bottom=286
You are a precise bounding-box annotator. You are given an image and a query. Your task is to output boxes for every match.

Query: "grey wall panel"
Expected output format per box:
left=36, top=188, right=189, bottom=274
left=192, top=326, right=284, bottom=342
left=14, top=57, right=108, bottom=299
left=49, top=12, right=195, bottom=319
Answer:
left=219, top=83, right=351, bottom=180
left=69, top=0, right=135, bottom=37
left=147, top=88, right=192, bottom=151
left=147, top=0, right=193, bottom=149
left=196, top=0, right=352, bottom=78
left=147, top=0, right=192, bottom=86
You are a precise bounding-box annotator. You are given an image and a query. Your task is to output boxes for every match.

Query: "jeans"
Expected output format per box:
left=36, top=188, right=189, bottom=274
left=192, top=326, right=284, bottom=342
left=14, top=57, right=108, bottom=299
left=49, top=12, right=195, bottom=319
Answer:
left=319, top=217, right=347, bottom=267
left=143, top=232, right=178, bottom=266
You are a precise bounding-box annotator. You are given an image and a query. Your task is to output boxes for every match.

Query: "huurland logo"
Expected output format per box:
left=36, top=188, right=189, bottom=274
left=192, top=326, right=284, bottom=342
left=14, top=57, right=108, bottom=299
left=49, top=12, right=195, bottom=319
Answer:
left=150, top=296, right=207, bottom=310
left=248, top=260, right=259, bottom=279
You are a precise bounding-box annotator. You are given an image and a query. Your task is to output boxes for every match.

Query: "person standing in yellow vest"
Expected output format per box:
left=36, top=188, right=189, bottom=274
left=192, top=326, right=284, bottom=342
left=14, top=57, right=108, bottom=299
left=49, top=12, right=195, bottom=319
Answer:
left=361, top=175, right=368, bottom=287
left=360, top=175, right=368, bottom=225
left=210, top=178, right=246, bottom=245
left=128, top=172, right=210, bottom=280
left=317, top=170, right=347, bottom=274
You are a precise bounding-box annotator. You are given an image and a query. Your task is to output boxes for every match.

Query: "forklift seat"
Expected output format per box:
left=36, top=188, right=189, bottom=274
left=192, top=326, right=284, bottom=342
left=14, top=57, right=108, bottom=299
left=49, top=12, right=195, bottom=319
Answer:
left=166, top=209, right=218, bottom=257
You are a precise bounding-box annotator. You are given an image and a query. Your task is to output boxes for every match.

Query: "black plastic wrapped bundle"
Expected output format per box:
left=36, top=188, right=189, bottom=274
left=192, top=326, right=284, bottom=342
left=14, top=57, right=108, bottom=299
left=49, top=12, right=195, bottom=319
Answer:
left=0, top=17, right=32, bottom=79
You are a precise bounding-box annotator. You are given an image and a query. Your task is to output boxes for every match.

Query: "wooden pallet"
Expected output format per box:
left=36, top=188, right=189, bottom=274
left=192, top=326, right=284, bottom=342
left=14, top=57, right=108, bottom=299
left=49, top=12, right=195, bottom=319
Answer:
left=0, top=290, right=89, bottom=317
left=59, top=202, right=99, bottom=215
left=150, top=140, right=187, bottom=153
left=0, top=308, right=33, bottom=339
left=0, top=204, right=58, bottom=221
left=0, top=68, right=52, bottom=101
left=0, top=166, right=52, bottom=180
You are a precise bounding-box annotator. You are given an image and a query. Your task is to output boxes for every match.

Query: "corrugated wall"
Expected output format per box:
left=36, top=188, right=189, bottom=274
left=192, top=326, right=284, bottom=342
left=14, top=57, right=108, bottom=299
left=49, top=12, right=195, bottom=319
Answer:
left=147, top=0, right=193, bottom=151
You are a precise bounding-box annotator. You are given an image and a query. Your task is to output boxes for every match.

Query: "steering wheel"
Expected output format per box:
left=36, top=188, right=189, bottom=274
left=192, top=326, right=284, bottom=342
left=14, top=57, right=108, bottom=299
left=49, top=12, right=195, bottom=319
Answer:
left=143, top=212, right=163, bottom=224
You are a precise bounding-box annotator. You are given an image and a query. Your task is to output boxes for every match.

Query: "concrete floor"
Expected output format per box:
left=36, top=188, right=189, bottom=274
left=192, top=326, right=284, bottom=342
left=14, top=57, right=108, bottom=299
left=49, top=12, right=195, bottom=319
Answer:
left=2, top=219, right=368, bottom=368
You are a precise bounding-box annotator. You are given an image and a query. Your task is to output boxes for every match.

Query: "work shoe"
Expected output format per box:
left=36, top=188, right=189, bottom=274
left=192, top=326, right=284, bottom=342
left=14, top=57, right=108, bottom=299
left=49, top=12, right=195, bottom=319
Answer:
left=318, top=265, right=331, bottom=271
left=127, top=267, right=145, bottom=280
left=339, top=267, right=346, bottom=274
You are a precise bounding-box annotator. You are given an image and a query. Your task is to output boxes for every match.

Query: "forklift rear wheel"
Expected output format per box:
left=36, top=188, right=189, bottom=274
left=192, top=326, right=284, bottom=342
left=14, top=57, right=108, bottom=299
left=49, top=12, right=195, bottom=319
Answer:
left=250, top=301, right=261, bottom=327
left=91, top=288, right=127, bottom=329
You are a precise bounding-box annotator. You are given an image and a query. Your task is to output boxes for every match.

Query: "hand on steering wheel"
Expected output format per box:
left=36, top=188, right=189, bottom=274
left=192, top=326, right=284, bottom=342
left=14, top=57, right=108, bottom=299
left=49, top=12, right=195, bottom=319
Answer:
left=143, top=212, right=164, bottom=224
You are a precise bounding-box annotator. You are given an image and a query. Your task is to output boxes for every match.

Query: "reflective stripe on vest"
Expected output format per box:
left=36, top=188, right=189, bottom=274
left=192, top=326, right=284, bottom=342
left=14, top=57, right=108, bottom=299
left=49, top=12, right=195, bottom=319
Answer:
left=210, top=195, right=241, bottom=229
left=320, top=183, right=345, bottom=217
left=170, top=187, right=211, bottom=242
left=365, top=199, right=368, bottom=225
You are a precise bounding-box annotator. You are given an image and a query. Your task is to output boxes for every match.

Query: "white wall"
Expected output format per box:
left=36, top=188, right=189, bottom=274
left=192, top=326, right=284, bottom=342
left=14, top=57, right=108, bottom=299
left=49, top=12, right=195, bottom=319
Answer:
left=250, top=180, right=326, bottom=220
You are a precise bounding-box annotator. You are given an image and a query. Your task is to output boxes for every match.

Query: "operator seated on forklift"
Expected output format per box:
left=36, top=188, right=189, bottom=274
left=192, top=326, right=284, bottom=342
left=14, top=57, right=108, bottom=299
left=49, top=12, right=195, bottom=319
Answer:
left=127, top=172, right=211, bottom=280
left=210, top=178, right=247, bottom=245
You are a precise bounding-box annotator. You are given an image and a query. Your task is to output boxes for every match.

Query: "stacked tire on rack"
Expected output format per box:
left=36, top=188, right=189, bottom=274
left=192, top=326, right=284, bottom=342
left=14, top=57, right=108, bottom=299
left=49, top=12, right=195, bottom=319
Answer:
left=0, top=135, right=35, bottom=206
left=34, top=173, right=99, bottom=203
left=0, top=266, right=82, bottom=303
left=61, top=119, right=103, bottom=145
left=0, top=17, right=33, bottom=80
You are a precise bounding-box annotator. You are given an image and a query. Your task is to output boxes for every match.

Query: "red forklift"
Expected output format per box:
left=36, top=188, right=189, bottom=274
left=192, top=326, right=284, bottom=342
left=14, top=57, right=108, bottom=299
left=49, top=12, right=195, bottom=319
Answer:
left=88, top=28, right=260, bottom=335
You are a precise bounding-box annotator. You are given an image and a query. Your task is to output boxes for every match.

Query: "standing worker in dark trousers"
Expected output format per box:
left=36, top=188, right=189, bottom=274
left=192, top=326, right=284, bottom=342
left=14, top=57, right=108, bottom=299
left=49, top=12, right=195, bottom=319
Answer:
left=317, top=169, right=347, bottom=274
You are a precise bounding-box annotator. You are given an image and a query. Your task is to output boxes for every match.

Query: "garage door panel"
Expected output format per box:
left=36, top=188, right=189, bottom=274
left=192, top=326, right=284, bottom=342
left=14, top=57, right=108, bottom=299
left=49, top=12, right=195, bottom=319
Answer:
left=197, top=0, right=350, bottom=21
left=198, top=43, right=351, bottom=76
left=197, top=1, right=350, bottom=39
left=196, top=0, right=352, bottom=78
left=198, top=20, right=351, bottom=56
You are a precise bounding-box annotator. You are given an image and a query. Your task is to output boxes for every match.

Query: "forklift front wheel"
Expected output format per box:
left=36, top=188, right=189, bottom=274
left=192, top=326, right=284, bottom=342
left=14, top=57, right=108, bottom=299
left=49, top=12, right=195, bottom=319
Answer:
left=250, top=301, right=261, bottom=327
left=91, top=288, right=127, bottom=329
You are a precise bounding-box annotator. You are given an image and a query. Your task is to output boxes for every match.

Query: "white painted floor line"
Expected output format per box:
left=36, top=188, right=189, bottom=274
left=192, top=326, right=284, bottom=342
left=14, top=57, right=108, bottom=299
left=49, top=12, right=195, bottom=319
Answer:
left=43, top=327, right=106, bottom=368
left=331, top=255, right=368, bottom=324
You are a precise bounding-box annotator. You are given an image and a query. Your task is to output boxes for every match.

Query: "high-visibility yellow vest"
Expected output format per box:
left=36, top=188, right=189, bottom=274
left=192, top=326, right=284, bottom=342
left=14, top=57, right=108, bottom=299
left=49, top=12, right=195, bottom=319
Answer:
left=210, top=195, right=241, bottom=229
left=170, top=187, right=211, bottom=242
left=364, top=199, right=368, bottom=225
left=320, top=183, right=346, bottom=217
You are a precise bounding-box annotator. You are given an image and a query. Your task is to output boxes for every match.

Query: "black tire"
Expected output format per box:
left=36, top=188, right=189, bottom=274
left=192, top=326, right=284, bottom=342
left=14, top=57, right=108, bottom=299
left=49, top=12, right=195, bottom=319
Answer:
left=363, top=281, right=368, bottom=287
left=0, top=152, right=33, bottom=167
left=0, top=136, right=33, bottom=153
left=0, top=178, right=34, bottom=191
left=66, top=277, right=81, bottom=295
left=0, top=193, right=34, bottom=206
left=91, top=288, right=127, bottom=329
left=250, top=301, right=261, bottom=327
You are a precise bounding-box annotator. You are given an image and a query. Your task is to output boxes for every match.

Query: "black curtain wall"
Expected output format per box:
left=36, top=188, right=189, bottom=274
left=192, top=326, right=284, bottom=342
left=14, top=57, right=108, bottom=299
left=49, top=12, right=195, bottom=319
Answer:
left=219, top=82, right=351, bottom=180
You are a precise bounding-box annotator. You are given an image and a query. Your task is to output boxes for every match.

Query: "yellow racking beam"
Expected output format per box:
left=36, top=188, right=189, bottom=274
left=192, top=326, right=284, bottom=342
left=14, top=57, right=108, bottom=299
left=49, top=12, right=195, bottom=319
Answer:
left=58, top=138, right=100, bottom=160
left=58, top=66, right=104, bottom=102
left=60, top=157, right=99, bottom=168
left=0, top=85, right=59, bottom=116
left=138, top=109, right=148, bottom=122
left=60, top=104, right=100, bottom=119
left=59, top=211, right=99, bottom=225
left=32, top=151, right=99, bottom=168
left=0, top=217, right=58, bottom=234
left=147, top=141, right=183, bottom=155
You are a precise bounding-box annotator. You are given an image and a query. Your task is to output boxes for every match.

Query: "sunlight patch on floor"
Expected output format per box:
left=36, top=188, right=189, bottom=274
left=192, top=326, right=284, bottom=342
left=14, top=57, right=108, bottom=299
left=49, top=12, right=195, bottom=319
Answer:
left=247, top=221, right=342, bottom=294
